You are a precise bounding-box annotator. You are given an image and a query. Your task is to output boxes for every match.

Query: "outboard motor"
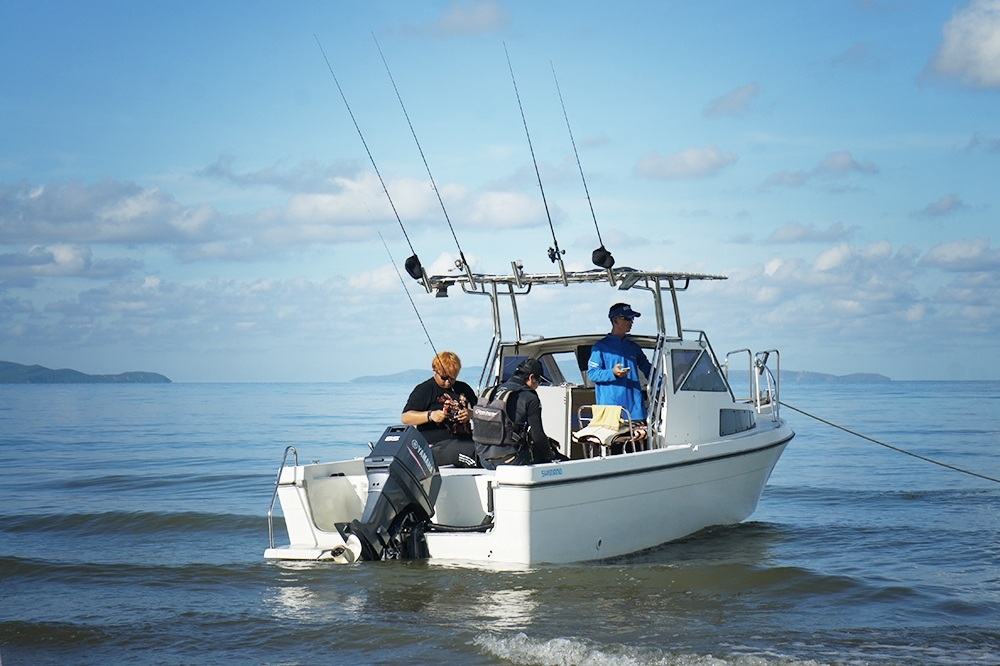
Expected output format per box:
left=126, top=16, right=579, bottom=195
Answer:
left=336, top=425, right=441, bottom=561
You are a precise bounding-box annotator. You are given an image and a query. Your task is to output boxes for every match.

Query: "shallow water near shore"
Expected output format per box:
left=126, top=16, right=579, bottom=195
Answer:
left=2, top=380, right=999, bottom=664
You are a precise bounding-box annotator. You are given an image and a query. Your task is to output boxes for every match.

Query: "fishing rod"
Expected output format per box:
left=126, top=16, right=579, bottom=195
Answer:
left=373, top=34, right=477, bottom=288
left=551, top=62, right=617, bottom=278
left=314, top=35, right=430, bottom=291
left=377, top=229, right=439, bottom=357
left=503, top=42, right=568, bottom=285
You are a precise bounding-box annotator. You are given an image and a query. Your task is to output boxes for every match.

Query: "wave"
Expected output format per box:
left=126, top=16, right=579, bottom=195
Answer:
left=475, top=632, right=832, bottom=666
left=475, top=628, right=1000, bottom=666
left=0, top=619, right=110, bottom=647
left=52, top=471, right=271, bottom=492
left=0, top=509, right=264, bottom=536
left=0, top=553, right=271, bottom=586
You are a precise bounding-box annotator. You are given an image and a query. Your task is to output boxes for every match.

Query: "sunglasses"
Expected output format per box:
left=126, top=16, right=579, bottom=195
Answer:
left=436, top=372, right=455, bottom=382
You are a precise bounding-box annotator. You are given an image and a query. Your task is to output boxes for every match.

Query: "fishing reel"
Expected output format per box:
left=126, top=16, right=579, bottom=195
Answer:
left=591, top=245, right=615, bottom=269
left=404, top=254, right=423, bottom=281
left=547, top=246, right=565, bottom=263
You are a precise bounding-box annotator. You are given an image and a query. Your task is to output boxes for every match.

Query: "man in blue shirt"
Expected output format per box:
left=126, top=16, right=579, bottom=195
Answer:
left=587, top=303, right=653, bottom=421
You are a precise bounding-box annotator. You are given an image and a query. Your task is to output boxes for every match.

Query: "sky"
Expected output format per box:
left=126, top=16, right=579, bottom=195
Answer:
left=2, top=0, right=999, bottom=382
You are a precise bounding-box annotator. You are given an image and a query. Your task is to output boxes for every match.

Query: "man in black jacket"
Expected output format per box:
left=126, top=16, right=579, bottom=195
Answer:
left=475, top=358, right=562, bottom=469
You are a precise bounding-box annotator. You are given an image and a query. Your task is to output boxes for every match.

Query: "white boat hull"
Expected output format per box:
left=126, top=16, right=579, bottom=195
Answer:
left=264, top=267, right=796, bottom=566
left=265, top=418, right=792, bottom=566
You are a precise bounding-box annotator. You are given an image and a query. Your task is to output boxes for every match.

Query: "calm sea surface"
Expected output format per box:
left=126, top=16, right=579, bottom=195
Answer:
left=1, top=380, right=998, bottom=665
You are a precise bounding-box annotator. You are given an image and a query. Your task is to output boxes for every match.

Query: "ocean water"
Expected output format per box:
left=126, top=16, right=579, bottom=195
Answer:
left=1, top=380, right=998, bottom=665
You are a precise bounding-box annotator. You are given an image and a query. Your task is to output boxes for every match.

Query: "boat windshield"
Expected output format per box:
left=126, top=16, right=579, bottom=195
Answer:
left=671, top=349, right=728, bottom=392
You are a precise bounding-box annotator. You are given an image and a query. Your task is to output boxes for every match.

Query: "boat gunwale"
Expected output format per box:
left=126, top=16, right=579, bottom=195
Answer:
left=493, top=432, right=794, bottom=489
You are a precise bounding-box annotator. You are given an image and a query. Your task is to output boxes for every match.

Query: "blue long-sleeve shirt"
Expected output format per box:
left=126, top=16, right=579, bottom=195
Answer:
left=587, top=334, right=653, bottom=421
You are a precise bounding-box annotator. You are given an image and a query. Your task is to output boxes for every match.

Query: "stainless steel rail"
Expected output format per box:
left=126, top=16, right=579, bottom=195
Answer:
left=267, top=445, right=298, bottom=550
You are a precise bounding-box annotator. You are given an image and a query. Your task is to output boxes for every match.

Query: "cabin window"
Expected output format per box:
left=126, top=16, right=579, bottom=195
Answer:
left=500, top=353, right=569, bottom=385
left=500, top=355, right=526, bottom=382
left=720, top=408, right=756, bottom=436
left=551, top=351, right=584, bottom=385
left=671, top=349, right=728, bottom=393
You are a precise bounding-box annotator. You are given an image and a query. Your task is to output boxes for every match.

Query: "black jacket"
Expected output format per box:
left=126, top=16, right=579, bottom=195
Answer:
left=498, top=374, right=549, bottom=449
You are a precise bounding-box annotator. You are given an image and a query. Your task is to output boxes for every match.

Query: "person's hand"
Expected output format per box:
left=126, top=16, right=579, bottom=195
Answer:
left=455, top=407, right=471, bottom=423
left=429, top=409, right=445, bottom=424
left=613, top=363, right=630, bottom=378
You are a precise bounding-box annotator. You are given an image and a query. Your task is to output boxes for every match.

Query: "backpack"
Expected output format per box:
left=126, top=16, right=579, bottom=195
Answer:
left=471, top=387, right=524, bottom=447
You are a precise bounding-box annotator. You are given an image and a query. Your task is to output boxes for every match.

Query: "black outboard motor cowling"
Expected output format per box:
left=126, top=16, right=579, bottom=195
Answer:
left=336, top=425, right=441, bottom=561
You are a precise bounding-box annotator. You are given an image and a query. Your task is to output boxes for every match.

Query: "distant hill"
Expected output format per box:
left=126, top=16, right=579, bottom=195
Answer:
left=0, top=361, right=171, bottom=384
left=352, top=366, right=485, bottom=385
left=781, top=370, right=891, bottom=383
left=708, top=369, right=891, bottom=385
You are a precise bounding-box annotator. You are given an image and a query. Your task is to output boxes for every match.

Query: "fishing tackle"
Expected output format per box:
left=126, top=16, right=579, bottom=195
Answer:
left=314, top=36, right=430, bottom=289
left=551, top=63, right=616, bottom=275
left=503, top=43, right=568, bottom=285
left=377, top=230, right=439, bottom=356
left=373, top=34, right=477, bottom=288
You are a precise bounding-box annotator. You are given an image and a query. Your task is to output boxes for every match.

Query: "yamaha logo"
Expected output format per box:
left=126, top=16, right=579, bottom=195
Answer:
left=410, top=438, right=434, bottom=471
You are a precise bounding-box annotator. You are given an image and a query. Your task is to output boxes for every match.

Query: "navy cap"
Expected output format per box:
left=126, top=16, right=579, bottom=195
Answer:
left=609, top=304, right=641, bottom=320
left=516, top=358, right=550, bottom=382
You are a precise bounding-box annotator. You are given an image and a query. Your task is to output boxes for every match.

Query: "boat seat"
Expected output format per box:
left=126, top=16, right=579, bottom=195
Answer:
left=572, top=405, right=647, bottom=457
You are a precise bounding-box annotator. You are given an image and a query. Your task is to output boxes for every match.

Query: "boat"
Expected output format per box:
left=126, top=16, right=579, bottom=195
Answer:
left=264, top=264, right=794, bottom=565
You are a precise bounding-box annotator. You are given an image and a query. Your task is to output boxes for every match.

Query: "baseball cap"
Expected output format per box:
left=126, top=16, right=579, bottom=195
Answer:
left=608, top=303, right=641, bottom=320
left=516, top=358, right=550, bottom=383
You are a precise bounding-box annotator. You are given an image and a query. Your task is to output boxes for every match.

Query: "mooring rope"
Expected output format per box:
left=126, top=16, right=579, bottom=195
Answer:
left=779, top=401, right=1000, bottom=485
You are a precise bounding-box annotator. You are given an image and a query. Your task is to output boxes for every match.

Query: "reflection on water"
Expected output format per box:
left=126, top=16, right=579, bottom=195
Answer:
left=472, top=588, right=538, bottom=631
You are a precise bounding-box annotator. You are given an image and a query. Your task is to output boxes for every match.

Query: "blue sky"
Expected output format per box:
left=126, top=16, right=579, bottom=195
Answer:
left=2, top=0, right=999, bottom=382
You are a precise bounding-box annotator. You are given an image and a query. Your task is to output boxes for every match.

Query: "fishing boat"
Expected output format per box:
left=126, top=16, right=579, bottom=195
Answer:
left=265, top=265, right=794, bottom=565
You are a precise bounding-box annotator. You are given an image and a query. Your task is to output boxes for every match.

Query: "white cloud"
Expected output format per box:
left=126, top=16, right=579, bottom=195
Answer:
left=0, top=179, right=218, bottom=244
left=768, top=222, right=856, bottom=244
left=967, top=132, right=1000, bottom=152
left=0, top=244, right=141, bottom=284
left=703, top=83, right=759, bottom=118
left=403, top=1, right=509, bottom=38
left=634, top=145, right=738, bottom=180
left=814, top=244, right=853, bottom=272
left=759, top=170, right=809, bottom=189
left=914, top=194, right=968, bottom=218
left=197, top=154, right=358, bottom=192
left=929, top=0, right=1000, bottom=89
left=760, top=151, right=878, bottom=189
left=813, top=151, right=879, bottom=177
left=830, top=41, right=880, bottom=68
left=463, top=190, right=546, bottom=228
left=921, top=238, right=1000, bottom=271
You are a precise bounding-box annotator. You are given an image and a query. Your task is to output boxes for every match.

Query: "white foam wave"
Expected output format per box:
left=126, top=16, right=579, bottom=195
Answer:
left=473, top=633, right=829, bottom=666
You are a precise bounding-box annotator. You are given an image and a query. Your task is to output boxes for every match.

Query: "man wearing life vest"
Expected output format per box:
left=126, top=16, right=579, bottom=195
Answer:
left=474, top=358, right=559, bottom=469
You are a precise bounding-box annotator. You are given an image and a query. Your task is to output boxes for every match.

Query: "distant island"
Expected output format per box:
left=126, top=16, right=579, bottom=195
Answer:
left=0, top=361, right=171, bottom=384
left=352, top=367, right=890, bottom=384
left=781, top=371, right=891, bottom=383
